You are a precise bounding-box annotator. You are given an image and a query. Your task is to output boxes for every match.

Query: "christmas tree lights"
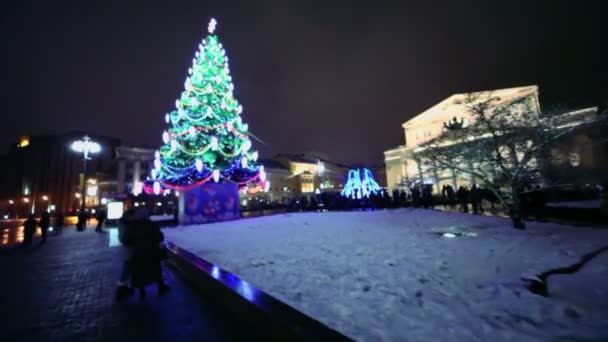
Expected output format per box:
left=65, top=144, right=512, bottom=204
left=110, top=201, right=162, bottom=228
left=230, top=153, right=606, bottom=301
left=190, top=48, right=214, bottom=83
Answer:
left=144, top=18, right=264, bottom=194
left=341, top=168, right=382, bottom=199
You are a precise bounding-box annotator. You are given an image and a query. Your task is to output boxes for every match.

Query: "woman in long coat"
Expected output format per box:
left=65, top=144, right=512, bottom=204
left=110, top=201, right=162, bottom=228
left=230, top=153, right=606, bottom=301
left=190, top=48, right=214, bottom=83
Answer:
left=129, top=211, right=169, bottom=299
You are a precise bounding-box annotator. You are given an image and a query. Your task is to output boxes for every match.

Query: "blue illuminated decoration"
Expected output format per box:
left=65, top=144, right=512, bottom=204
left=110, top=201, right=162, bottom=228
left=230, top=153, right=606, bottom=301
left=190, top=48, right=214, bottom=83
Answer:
left=341, top=168, right=382, bottom=199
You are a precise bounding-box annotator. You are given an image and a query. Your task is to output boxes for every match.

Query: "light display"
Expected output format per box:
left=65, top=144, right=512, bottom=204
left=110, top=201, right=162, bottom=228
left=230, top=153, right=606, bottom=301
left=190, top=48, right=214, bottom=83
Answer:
left=144, top=18, right=264, bottom=194
left=340, top=168, right=382, bottom=199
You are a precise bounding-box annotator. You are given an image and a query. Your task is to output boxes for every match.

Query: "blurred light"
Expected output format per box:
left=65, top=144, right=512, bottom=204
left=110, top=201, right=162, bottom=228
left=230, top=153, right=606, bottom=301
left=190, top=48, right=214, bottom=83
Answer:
left=41, top=195, right=48, bottom=201
left=317, top=161, right=325, bottom=174
left=87, top=185, right=98, bottom=197
left=8, top=200, right=14, bottom=205
left=132, top=182, right=143, bottom=196
left=23, top=198, right=29, bottom=203
left=75, top=193, right=81, bottom=199
left=134, top=202, right=140, bottom=207
left=18, top=136, right=30, bottom=148
left=100, top=198, right=108, bottom=205
left=107, top=202, right=124, bottom=220
left=156, top=202, right=162, bottom=207
left=71, top=136, right=101, bottom=156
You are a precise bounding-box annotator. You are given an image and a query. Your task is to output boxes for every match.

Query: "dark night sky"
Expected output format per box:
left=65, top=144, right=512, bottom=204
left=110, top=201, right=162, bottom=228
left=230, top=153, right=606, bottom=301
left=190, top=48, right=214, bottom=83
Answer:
left=1, top=0, right=606, bottom=166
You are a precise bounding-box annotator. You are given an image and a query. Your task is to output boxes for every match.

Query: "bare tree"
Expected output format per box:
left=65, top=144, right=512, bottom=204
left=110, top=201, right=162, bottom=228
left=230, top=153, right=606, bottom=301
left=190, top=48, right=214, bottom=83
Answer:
left=414, top=92, right=605, bottom=229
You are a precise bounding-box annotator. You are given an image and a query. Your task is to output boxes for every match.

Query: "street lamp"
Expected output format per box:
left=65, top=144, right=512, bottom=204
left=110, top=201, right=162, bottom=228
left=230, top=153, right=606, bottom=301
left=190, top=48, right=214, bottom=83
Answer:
left=71, top=135, right=101, bottom=230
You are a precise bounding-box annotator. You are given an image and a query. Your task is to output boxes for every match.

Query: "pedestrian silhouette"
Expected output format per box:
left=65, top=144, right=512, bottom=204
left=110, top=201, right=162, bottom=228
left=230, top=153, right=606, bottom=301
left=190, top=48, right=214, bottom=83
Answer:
left=457, top=186, right=469, bottom=213
left=40, top=211, right=50, bottom=243
left=23, top=214, right=37, bottom=247
left=95, top=208, right=106, bottom=232
left=54, top=212, right=64, bottom=234
left=77, top=210, right=87, bottom=231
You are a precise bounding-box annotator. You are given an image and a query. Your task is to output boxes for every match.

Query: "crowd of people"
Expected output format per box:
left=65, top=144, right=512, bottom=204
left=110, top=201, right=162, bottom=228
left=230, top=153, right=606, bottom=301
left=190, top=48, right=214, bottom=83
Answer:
left=21, top=211, right=65, bottom=247
left=20, top=207, right=109, bottom=247
left=248, top=182, right=549, bottom=219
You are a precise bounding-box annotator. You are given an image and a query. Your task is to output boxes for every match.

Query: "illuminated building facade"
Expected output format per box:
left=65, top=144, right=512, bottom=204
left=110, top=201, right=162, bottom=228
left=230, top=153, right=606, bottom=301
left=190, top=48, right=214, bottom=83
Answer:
left=384, top=85, right=607, bottom=194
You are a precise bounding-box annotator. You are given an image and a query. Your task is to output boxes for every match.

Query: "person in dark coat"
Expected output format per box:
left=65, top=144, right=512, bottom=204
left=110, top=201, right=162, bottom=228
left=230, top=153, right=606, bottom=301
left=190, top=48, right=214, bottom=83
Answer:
left=446, top=185, right=455, bottom=203
left=95, top=208, right=106, bottom=232
left=54, top=212, right=64, bottom=234
left=411, top=187, right=421, bottom=208
left=457, top=186, right=469, bottom=213
left=470, top=184, right=483, bottom=215
left=116, top=209, right=136, bottom=300
left=40, top=211, right=50, bottom=243
left=129, top=209, right=170, bottom=299
left=77, top=210, right=87, bottom=231
left=421, top=186, right=434, bottom=209
left=23, top=214, right=37, bottom=247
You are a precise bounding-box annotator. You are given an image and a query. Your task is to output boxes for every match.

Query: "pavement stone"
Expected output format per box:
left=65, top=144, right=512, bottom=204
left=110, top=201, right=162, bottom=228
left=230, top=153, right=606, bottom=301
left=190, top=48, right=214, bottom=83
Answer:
left=0, top=225, right=261, bottom=342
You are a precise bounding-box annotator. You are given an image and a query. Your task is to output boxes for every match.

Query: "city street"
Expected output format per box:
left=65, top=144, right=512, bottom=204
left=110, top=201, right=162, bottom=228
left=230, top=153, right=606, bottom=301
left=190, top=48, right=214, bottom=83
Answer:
left=0, top=225, right=269, bottom=341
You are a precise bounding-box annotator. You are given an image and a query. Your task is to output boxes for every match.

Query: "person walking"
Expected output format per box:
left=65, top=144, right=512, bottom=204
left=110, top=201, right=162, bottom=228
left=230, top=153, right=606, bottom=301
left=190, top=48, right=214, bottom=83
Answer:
left=54, top=212, right=64, bottom=234
left=130, top=209, right=170, bottom=300
left=23, top=214, right=37, bottom=247
left=39, top=211, right=50, bottom=243
left=95, top=207, right=106, bottom=232
left=457, top=186, right=469, bottom=213
left=115, top=209, right=137, bottom=300
left=77, top=210, right=87, bottom=231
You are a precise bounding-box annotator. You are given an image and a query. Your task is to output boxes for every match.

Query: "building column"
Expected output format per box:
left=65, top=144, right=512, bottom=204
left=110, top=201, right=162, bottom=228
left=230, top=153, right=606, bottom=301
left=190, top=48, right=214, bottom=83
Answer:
left=117, top=160, right=126, bottom=193
left=133, top=161, right=141, bottom=185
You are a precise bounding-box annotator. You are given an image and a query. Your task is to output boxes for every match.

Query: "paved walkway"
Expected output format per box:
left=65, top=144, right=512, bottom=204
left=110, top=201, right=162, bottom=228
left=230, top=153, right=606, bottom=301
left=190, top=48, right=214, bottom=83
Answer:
left=0, top=225, right=265, bottom=342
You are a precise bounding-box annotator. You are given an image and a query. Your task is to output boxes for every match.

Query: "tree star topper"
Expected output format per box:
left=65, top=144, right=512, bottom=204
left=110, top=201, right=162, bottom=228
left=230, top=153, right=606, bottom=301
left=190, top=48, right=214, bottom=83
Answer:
left=208, top=18, right=217, bottom=34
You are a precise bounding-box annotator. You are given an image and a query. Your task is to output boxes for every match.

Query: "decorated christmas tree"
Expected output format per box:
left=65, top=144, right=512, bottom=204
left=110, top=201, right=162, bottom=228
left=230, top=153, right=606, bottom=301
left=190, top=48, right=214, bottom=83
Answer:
left=145, top=19, right=266, bottom=194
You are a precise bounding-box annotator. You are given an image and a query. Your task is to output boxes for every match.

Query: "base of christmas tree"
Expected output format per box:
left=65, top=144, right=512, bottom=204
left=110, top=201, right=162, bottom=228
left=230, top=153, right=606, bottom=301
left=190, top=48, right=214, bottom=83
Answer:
left=178, top=182, right=240, bottom=225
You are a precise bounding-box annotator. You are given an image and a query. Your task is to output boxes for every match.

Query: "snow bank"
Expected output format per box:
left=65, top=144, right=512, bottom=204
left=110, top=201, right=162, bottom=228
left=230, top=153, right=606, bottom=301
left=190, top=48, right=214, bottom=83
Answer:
left=164, top=209, right=608, bottom=341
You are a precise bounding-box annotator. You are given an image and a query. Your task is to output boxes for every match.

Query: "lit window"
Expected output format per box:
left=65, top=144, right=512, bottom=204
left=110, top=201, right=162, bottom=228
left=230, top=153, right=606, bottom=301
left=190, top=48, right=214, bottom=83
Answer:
left=569, top=152, right=580, bottom=167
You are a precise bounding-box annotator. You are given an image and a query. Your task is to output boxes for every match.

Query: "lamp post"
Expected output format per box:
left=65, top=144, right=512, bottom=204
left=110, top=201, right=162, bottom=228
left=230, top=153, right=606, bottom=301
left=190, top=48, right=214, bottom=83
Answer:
left=71, top=135, right=101, bottom=231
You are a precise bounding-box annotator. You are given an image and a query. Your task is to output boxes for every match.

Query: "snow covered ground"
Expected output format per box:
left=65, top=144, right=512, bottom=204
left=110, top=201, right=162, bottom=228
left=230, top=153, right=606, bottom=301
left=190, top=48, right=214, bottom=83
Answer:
left=545, top=200, right=601, bottom=209
left=164, top=209, right=608, bottom=341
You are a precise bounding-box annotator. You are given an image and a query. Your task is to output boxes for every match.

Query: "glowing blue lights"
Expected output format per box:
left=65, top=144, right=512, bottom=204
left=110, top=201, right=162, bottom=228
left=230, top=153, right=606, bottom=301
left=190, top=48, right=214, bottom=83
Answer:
left=340, top=168, right=382, bottom=199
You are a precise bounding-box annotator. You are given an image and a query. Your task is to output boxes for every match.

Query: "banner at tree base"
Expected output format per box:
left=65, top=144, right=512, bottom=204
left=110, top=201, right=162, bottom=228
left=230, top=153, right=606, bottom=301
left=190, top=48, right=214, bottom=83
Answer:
left=179, top=182, right=240, bottom=225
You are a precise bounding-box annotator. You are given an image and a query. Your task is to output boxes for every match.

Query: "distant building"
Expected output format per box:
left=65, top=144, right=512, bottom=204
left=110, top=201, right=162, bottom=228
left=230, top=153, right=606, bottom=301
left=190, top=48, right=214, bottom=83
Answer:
left=383, top=85, right=607, bottom=194
left=115, top=146, right=156, bottom=195
left=242, top=153, right=361, bottom=205
left=0, top=132, right=120, bottom=216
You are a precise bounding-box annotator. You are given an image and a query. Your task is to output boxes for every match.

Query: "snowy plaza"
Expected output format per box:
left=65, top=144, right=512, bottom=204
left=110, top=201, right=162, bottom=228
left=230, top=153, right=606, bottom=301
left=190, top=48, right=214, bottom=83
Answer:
left=165, top=209, right=608, bottom=341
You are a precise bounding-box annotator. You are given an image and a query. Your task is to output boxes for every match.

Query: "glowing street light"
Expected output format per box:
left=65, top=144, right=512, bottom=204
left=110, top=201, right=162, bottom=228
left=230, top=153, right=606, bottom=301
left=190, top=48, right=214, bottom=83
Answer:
left=71, top=135, right=101, bottom=231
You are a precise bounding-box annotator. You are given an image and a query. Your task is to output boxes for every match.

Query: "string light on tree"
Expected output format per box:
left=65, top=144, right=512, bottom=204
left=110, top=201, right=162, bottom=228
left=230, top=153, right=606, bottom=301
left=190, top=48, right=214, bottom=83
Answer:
left=143, top=18, right=264, bottom=194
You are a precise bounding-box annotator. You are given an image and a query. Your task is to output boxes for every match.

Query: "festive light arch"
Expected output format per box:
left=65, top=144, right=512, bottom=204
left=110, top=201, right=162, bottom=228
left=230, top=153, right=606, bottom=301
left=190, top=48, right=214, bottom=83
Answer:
left=340, top=168, right=383, bottom=199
